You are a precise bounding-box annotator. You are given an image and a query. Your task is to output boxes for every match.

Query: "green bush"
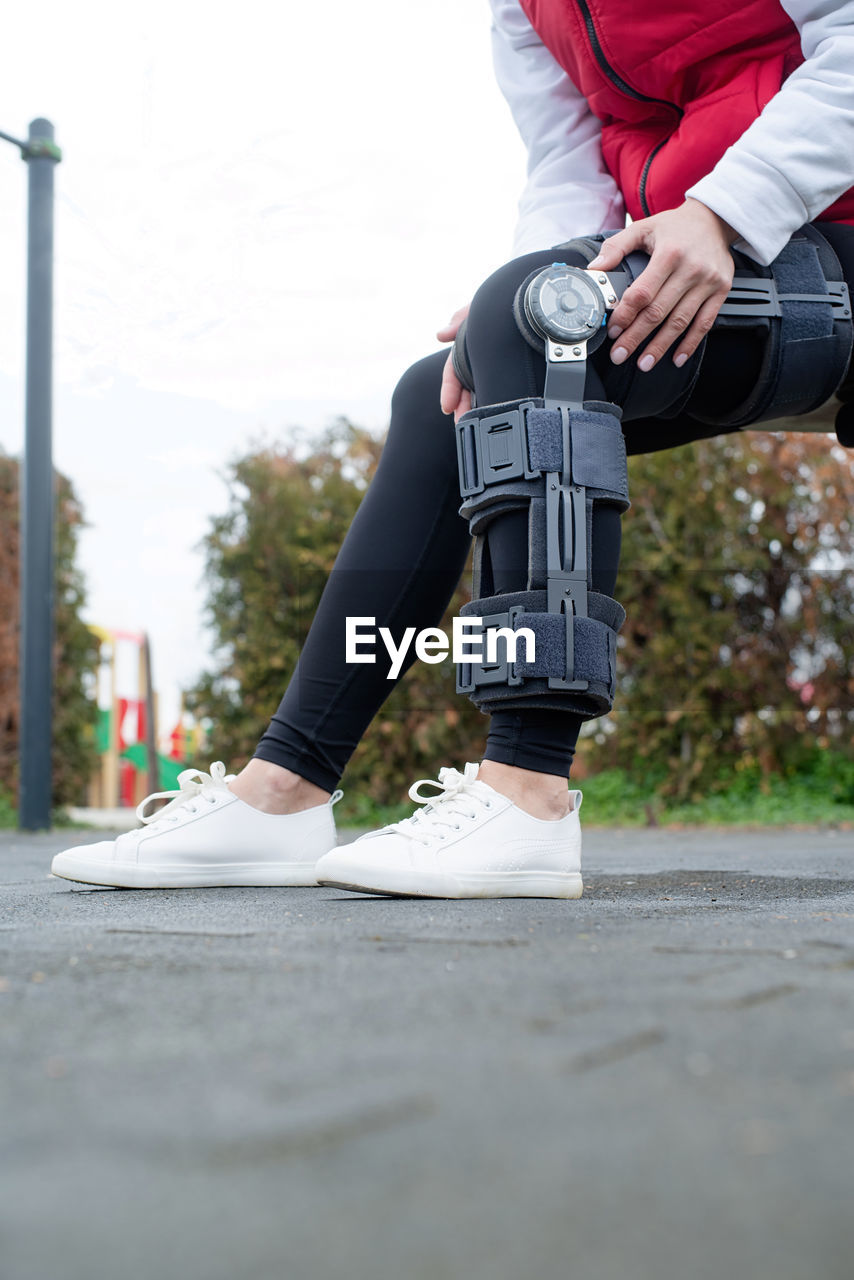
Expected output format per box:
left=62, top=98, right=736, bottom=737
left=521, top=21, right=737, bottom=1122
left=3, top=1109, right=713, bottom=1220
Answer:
left=189, top=421, right=854, bottom=814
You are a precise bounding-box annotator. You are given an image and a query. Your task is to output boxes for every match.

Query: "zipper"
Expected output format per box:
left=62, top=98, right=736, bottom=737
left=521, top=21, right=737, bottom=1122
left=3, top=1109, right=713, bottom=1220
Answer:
left=638, top=139, right=669, bottom=217
left=573, top=0, right=682, bottom=216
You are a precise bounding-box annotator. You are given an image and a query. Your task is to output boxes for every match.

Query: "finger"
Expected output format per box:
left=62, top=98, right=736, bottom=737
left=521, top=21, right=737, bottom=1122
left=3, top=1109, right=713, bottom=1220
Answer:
left=436, top=304, right=470, bottom=343
left=672, top=290, right=730, bottom=367
left=614, top=270, right=708, bottom=363
left=608, top=245, right=686, bottom=339
left=440, top=349, right=463, bottom=415
left=625, top=283, right=712, bottom=370
left=454, top=389, right=472, bottom=424
left=588, top=225, right=644, bottom=270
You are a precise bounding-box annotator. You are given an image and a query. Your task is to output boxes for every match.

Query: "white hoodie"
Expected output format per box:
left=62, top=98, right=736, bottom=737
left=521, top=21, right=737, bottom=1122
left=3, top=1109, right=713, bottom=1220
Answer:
left=490, top=0, right=854, bottom=264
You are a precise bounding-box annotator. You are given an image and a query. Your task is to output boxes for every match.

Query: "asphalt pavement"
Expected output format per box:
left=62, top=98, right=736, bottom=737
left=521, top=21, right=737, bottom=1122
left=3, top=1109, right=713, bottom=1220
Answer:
left=2, top=823, right=853, bottom=1280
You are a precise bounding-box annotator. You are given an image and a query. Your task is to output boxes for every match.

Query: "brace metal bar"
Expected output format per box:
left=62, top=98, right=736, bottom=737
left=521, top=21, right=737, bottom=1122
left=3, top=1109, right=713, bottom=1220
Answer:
left=544, top=407, right=589, bottom=691
left=543, top=344, right=588, bottom=408
left=717, top=277, right=851, bottom=321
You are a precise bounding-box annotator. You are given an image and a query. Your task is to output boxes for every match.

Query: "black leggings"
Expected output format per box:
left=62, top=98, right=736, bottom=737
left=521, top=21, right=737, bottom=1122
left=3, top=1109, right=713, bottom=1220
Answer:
left=254, top=224, right=854, bottom=790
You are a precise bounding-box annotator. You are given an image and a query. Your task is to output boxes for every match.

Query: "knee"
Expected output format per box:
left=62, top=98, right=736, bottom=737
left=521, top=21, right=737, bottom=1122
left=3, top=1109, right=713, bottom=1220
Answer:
left=464, top=249, right=593, bottom=404
left=466, top=254, right=541, bottom=354
left=467, top=248, right=593, bottom=348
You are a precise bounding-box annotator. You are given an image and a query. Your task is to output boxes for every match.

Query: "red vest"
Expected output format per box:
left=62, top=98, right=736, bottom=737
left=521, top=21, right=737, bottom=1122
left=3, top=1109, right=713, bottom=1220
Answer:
left=519, top=0, right=854, bottom=227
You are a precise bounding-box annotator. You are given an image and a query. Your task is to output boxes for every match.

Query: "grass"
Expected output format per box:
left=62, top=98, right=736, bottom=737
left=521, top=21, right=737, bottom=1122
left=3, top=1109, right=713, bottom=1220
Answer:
left=575, top=765, right=854, bottom=827
left=0, top=789, right=16, bottom=829
left=338, top=752, right=854, bottom=830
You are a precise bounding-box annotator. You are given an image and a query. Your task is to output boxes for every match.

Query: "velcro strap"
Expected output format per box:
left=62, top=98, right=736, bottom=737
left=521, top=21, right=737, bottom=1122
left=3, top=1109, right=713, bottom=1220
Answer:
left=515, top=613, right=614, bottom=688
left=571, top=409, right=629, bottom=501
left=457, top=590, right=624, bottom=716
left=525, top=408, right=563, bottom=471
left=767, top=239, right=837, bottom=415
left=457, top=590, right=623, bottom=690
left=704, top=230, right=853, bottom=428
left=457, top=400, right=629, bottom=512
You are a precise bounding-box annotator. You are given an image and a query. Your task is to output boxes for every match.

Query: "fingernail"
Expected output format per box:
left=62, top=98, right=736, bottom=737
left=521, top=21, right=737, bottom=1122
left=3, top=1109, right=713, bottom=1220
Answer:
left=638, top=354, right=655, bottom=373
left=607, top=324, right=623, bottom=340
left=674, top=352, right=688, bottom=368
left=611, top=346, right=628, bottom=365
left=588, top=255, right=605, bottom=267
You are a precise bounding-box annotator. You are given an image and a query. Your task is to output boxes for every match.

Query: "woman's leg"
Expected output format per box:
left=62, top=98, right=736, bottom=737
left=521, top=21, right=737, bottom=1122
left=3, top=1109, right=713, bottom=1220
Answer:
left=231, top=351, right=471, bottom=810
left=456, top=225, right=849, bottom=793
left=233, top=252, right=625, bottom=820
left=459, top=250, right=623, bottom=807
left=234, top=251, right=625, bottom=820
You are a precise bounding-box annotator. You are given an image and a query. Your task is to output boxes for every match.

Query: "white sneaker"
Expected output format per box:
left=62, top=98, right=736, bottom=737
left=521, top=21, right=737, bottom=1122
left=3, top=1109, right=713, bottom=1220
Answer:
left=50, top=762, right=342, bottom=888
left=316, top=762, right=583, bottom=899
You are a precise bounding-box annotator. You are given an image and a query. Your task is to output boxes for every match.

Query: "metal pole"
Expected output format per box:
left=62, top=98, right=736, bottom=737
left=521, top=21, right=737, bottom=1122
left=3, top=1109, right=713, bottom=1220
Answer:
left=19, top=119, right=61, bottom=829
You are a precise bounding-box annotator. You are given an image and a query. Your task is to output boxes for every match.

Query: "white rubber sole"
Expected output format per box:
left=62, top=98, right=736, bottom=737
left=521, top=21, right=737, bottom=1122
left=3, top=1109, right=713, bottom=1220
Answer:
left=50, top=852, right=321, bottom=889
left=318, top=865, right=583, bottom=899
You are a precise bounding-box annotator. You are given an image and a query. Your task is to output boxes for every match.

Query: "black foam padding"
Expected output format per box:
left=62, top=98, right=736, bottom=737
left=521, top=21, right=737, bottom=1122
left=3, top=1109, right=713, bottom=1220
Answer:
left=512, top=269, right=548, bottom=355
left=460, top=481, right=539, bottom=532
left=549, top=236, right=604, bottom=261
left=528, top=496, right=547, bottom=590
left=452, top=317, right=475, bottom=392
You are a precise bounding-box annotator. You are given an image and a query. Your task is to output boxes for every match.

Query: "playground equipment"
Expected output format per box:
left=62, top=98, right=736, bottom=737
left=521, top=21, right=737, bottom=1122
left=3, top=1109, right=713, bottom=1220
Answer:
left=87, top=627, right=206, bottom=809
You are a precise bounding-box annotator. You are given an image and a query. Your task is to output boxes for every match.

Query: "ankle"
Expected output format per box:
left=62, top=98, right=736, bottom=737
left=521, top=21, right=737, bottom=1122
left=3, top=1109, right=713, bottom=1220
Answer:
left=228, top=759, right=332, bottom=815
left=477, top=760, right=572, bottom=821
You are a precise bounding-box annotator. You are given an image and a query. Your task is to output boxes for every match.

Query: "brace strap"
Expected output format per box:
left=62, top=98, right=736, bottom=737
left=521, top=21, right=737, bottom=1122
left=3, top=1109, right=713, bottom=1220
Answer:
left=456, top=398, right=628, bottom=693
left=456, top=399, right=629, bottom=514
left=698, top=226, right=853, bottom=428
left=456, top=589, right=624, bottom=716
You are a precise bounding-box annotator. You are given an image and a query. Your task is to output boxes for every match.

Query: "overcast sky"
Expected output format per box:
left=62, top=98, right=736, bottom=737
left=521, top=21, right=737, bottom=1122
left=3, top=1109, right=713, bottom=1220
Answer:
left=0, top=0, right=527, bottom=737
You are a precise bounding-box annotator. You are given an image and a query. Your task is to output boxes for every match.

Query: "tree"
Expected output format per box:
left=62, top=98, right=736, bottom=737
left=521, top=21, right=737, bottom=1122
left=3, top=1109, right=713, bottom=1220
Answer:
left=592, top=429, right=854, bottom=797
left=190, top=419, right=854, bottom=808
left=0, top=454, right=99, bottom=809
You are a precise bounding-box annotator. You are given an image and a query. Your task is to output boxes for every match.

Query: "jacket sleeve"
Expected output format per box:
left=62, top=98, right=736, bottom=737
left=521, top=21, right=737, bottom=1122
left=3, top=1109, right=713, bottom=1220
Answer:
left=686, top=0, right=854, bottom=264
left=490, top=0, right=625, bottom=254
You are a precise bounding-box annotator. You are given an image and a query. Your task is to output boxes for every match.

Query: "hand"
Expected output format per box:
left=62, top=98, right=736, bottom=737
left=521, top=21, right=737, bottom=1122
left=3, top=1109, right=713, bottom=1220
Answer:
left=588, top=199, right=738, bottom=372
left=437, top=304, right=471, bottom=421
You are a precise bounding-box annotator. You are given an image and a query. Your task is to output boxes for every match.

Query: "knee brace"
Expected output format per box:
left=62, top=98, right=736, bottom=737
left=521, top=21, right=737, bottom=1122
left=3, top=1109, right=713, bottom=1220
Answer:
left=455, top=393, right=629, bottom=719
left=692, top=223, right=852, bottom=430
left=455, top=224, right=852, bottom=432
left=455, top=254, right=631, bottom=719
left=453, top=225, right=852, bottom=720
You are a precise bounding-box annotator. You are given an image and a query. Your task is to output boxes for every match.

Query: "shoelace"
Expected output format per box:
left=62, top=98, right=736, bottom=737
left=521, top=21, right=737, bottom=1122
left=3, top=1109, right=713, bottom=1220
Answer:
left=136, top=761, right=235, bottom=827
left=387, top=763, right=493, bottom=847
